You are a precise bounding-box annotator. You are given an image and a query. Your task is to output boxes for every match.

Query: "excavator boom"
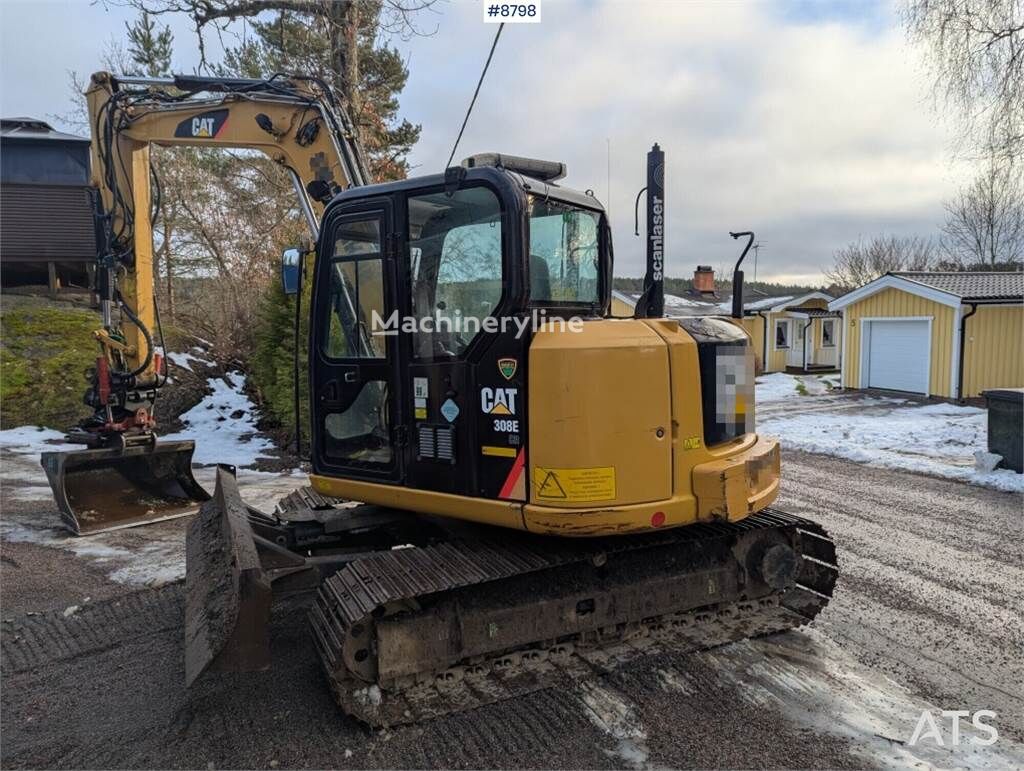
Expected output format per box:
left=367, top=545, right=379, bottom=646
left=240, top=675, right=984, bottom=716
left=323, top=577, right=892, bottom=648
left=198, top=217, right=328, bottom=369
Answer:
left=45, top=71, right=367, bottom=535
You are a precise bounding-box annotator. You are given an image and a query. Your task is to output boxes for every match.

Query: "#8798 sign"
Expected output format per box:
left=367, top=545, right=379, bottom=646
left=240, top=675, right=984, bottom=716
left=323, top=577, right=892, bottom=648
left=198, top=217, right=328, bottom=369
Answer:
left=483, top=1, right=541, bottom=23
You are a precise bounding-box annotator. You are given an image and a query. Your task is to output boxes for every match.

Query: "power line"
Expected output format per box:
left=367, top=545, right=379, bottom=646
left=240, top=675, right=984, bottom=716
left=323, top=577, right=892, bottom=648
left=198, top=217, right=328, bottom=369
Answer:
left=445, top=23, right=505, bottom=170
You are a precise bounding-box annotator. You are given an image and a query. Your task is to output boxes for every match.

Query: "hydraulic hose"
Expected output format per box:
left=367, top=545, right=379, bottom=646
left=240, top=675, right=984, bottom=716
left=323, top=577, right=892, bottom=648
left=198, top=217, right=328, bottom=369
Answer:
left=115, top=291, right=155, bottom=380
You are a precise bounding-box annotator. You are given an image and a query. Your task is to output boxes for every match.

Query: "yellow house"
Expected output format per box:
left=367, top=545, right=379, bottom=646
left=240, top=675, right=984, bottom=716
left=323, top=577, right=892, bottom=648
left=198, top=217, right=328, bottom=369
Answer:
left=610, top=289, right=637, bottom=317
left=609, top=288, right=841, bottom=374
left=737, top=291, right=840, bottom=374
left=828, top=272, right=1024, bottom=399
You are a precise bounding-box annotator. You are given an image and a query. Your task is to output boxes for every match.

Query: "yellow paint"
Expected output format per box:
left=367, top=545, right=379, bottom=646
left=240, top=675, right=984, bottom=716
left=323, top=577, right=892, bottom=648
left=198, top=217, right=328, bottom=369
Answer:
left=765, top=311, right=789, bottom=373
left=315, top=316, right=782, bottom=537
left=414, top=407, right=427, bottom=420
left=528, top=320, right=672, bottom=508
left=533, top=466, right=616, bottom=502
left=800, top=298, right=829, bottom=309
left=841, top=287, right=956, bottom=396
left=739, top=316, right=767, bottom=372
left=961, top=305, right=1024, bottom=398
left=481, top=445, right=517, bottom=458
left=691, top=435, right=780, bottom=521
left=521, top=432, right=780, bottom=535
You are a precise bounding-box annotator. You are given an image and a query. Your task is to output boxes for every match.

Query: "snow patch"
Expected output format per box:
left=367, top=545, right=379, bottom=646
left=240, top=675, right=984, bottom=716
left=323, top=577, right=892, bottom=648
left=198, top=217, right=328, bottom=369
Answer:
left=658, top=632, right=1024, bottom=768
left=663, top=293, right=702, bottom=309
left=166, top=349, right=214, bottom=371
left=759, top=398, right=1022, bottom=493
left=1, top=463, right=304, bottom=588
left=0, top=516, right=185, bottom=587
left=578, top=681, right=649, bottom=768
left=715, top=630, right=1024, bottom=769
left=162, top=371, right=274, bottom=467
left=0, top=426, right=70, bottom=457
left=720, top=294, right=792, bottom=312
left=4, top=483, right=58, bottom=501
left=757, top=372, right=841, bottom=402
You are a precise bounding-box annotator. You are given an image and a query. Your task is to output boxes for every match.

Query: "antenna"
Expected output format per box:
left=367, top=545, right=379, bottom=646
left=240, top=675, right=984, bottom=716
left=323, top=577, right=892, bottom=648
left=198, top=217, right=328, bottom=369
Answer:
left=606, top=137, right=611, bottom=218
left=752, top=242, right=765, bottom=283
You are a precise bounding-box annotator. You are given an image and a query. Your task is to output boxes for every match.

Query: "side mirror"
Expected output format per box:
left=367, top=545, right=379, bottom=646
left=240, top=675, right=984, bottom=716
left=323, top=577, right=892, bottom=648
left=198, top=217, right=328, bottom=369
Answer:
left=281, top=248, right=302, bottom=295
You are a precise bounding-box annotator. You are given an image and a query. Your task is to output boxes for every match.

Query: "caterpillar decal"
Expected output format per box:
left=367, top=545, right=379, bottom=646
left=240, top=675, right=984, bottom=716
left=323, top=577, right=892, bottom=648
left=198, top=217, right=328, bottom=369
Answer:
left=174, top=109, right=229, bottom=139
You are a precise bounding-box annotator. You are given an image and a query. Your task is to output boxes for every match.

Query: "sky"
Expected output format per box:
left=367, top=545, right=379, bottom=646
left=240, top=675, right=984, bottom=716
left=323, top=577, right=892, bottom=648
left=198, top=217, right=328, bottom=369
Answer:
left=0, top=0, right=970, bottom=285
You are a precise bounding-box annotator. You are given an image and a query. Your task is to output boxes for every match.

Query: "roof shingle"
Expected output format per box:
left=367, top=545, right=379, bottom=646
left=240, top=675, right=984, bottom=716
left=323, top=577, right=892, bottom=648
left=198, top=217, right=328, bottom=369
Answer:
left=890, top=271, right=1024, bottom=301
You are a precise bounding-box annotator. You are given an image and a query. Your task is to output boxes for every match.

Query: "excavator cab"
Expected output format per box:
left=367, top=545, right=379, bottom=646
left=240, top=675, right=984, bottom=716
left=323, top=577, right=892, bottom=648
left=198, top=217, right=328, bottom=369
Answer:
left=301, top=156, right=609, bottom=502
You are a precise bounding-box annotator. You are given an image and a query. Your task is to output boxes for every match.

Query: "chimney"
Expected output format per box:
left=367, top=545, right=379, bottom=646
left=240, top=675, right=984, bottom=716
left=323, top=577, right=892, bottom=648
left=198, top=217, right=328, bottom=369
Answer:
left=693, top=265, right=715, bottom=294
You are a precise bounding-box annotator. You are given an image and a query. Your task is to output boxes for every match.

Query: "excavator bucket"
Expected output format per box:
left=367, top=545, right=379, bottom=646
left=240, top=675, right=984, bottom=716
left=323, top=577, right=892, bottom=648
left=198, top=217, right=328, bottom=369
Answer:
left=184, top=466, right=272, bottom=686
left=40, top=440, right=210, bottom=536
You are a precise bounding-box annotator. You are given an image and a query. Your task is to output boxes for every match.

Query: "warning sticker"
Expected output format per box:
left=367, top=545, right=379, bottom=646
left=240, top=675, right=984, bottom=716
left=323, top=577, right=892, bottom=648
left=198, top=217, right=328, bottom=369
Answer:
left=533, top=466, right=616, bottom=502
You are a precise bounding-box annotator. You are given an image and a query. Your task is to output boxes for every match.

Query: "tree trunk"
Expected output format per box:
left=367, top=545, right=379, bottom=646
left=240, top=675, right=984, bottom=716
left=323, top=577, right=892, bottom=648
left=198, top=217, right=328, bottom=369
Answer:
left=329, top=1, right=360, bottom=124
left=166, top=245, right=175, bottom=323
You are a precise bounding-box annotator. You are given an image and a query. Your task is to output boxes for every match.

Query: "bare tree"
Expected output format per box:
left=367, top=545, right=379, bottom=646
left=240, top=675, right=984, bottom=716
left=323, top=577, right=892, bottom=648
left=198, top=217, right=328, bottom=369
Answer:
left=904, top=0, right=1024, bottom=166
left=941, top=156, right=1024, bottom=264
left=121, top=0, right=435, bottom=179
left=825, top=235, right=936, bottom=291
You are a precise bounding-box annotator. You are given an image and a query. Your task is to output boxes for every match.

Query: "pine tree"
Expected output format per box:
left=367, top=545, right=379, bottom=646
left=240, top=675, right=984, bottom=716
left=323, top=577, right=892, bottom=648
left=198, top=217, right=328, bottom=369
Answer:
left=125, top=12, right=173, bottom=78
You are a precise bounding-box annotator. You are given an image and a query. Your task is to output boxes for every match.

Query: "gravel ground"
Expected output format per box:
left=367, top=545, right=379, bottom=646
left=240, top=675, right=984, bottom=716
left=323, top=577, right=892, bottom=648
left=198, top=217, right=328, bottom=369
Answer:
left=1, top=449, right=1022, bottom=769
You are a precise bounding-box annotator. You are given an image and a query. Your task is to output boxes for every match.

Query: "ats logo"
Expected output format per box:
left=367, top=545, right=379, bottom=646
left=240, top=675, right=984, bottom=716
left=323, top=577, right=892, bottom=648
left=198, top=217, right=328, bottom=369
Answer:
left=174, top=109, right=228, bottom=139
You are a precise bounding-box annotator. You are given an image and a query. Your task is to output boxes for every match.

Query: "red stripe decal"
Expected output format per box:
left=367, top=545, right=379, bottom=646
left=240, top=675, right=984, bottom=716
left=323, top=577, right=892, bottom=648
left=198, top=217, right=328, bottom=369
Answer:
left=498, top=449, right=525, bottom=499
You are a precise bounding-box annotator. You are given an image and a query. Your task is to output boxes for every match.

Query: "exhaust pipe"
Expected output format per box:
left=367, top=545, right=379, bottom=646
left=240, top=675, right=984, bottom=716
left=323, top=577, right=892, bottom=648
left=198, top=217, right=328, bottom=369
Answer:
left=729, top=231, right=755, bottom=319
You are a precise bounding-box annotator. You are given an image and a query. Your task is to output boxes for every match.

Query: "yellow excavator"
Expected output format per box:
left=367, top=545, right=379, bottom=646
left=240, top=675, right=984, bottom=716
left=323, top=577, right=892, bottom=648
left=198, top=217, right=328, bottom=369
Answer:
left=45, top=71, right=837, bottom=727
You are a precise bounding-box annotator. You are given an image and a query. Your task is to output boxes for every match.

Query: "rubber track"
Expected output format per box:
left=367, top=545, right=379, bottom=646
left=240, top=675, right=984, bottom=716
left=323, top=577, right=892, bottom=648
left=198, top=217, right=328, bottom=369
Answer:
left=310, top=509, right=838, bottom=725
left=1, top=586, right=183, bottom=674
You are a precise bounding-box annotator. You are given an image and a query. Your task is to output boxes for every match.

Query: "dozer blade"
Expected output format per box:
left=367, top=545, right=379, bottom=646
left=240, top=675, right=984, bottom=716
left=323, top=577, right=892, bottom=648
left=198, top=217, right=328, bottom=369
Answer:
left=40, top=440, right=211, bottom=536
left=184, top=465, right=272, bottom=687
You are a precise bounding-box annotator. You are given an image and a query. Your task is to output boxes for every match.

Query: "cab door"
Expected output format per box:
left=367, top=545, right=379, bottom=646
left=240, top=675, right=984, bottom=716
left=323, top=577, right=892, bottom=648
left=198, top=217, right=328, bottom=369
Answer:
left=310, top=199, right=403, bottom=482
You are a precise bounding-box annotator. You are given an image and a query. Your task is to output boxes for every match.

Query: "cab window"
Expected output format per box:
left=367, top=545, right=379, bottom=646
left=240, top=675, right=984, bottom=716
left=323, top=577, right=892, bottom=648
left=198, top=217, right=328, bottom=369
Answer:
left=322, top=218, right=385, bottom=359
left=407, top=187, right=503, bottom=359
left=528, top=197, right=600, bottom=304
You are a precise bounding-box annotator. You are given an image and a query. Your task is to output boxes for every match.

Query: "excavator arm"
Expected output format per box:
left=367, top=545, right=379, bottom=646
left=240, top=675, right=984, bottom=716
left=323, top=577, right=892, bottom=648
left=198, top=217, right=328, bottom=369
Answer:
left=85, top=70, right=366, bottom=392
left=41, top=71, right=368, bottom=535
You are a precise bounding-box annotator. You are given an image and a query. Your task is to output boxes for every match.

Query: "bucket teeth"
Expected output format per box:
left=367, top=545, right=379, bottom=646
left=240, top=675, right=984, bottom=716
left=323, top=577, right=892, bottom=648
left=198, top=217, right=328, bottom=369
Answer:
left=40, top=440, right=210, bottom=536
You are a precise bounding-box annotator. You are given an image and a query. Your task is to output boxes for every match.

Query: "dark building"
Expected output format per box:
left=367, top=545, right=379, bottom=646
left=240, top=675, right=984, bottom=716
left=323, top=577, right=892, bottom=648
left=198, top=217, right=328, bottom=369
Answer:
left=1, top=117, right=95, bottom=290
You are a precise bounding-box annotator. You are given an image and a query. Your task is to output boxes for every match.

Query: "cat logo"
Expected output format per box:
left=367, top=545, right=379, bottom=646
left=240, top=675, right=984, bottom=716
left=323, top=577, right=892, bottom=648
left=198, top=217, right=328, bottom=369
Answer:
left=192, top=117, right=216, bottom=137
left=480, top=387, right=517, bottom=415
left=174, top=109, right=228, bottom=139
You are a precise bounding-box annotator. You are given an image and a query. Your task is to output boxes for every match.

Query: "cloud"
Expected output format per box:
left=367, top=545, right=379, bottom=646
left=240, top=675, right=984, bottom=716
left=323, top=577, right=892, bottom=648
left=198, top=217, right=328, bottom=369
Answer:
left=398, top=1, right=968, bottom=283
left=0, top=0, right=968, bottom=284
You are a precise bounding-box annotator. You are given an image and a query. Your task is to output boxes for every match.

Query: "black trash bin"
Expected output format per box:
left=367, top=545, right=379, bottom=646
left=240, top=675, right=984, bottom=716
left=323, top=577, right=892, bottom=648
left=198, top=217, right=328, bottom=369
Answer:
left=982, top=388, right=1023, bottom=473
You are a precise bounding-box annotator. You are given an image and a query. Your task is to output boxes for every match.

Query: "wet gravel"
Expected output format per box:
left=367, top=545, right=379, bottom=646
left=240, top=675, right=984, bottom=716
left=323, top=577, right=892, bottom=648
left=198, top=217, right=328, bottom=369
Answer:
left=1, top=449, right=1022, bottom=769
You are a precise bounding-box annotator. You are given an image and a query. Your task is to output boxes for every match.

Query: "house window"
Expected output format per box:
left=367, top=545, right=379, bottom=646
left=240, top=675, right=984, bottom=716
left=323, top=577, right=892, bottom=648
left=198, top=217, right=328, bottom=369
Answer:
left=775, top=319, right=790, bottom=349
left=822, top=319, right=835, bottom=347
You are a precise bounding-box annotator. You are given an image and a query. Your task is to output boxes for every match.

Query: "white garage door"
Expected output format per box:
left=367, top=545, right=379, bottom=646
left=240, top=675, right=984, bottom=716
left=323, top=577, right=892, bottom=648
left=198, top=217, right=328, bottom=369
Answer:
left=865, top=320, right=930, bottom=394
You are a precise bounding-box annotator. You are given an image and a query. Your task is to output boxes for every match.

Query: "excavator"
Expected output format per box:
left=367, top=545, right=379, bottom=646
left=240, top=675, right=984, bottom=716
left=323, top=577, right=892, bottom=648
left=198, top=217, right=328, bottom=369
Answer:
left=43, top=71, right=837, bottom=727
